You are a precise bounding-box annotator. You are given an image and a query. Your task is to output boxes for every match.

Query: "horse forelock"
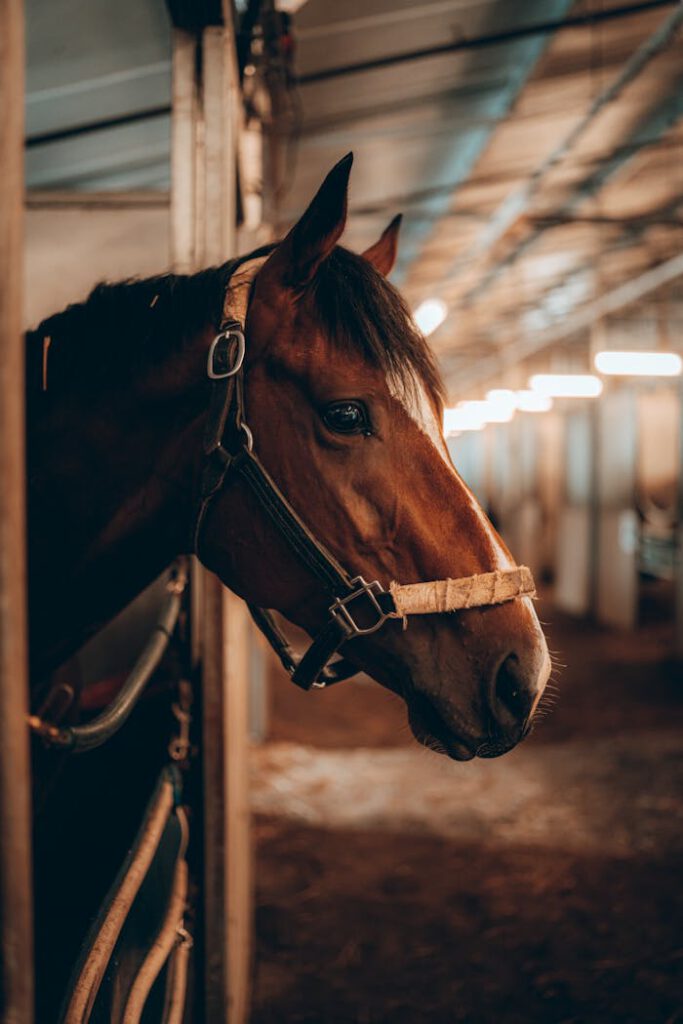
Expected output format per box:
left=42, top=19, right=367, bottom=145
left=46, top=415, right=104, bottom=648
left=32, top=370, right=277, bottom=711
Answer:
left=308, top=245, right=445, bottom=412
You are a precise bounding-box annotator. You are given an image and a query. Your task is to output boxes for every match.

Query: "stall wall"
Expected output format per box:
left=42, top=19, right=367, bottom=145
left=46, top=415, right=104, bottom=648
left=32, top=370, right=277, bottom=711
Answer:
left=24, top=203, right=169, bottom=327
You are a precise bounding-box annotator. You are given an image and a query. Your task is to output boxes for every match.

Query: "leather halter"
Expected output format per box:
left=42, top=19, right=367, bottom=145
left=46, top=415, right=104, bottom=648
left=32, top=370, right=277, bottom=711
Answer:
left=192, top=257, right=536, bottom=691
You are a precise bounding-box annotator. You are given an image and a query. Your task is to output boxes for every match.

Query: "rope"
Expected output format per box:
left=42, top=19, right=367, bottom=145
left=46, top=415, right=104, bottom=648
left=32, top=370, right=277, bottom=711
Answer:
left=390, top=566, right=536, bottom=616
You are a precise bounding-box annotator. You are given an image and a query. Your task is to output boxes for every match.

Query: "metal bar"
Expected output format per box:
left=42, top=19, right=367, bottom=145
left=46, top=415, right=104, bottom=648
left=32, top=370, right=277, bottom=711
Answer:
left=0, top=0, right=34, bottom=1020
left=25, top=105, right=170, bottom=148
left=29, top=564, right=188, bottom=752
left=297, top=0, right=678, bottom=85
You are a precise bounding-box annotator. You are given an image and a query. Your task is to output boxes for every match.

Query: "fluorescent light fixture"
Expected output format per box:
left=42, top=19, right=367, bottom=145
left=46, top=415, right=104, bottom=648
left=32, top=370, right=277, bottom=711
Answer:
left=443, top=402, right=487, bottom=435
left=413, top=298, right=447, bottom=337
left=594, top=350, right=682, bottom=377
left=530, top=373, right=602, bottom=398
left=515, top=389, right=553, bottom=413
left=485, top=389, right=516, bottom=422
left=444, top=394, right=519, bottom=435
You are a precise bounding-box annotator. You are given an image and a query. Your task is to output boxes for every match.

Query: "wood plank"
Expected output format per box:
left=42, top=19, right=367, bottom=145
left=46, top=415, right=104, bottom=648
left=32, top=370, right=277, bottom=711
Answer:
left=171, top=16, right=253, bottom=1018
left=676, top=375, right=683, bottom=659
left=0, top=0, right=35, bottom=1021
left=203, top=25, right=238, bottom=264
left=224, top=593, right=253, bottom=1024
left=198, top=18, right=252, bottom=1024
left=170, top=30, right=198, bottom=274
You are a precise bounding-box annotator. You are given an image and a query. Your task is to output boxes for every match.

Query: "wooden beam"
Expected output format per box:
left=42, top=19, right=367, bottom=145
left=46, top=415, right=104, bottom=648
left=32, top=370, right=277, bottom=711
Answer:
left=200, top=22, right=252, bottom=1006
left=202, top=24, right=238, bottom=264
left=676, top=373, right=683, bottom=660
left=170, top=12, right=252, bottom=1022
left=0, top=1, right=34, bottom=1021
left=170, top=31, right=198, bottom=274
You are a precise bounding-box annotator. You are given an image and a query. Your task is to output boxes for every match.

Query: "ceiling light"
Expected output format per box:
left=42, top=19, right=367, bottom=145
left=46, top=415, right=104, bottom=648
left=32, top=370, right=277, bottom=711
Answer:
left=515, top=389, right=553, bottom=413
left=413, top=298, right=447, bottom=337
left=443, top=403, right=487, bottom=435
left=529, top=373, right=602, bottom=398
left=594, top=350, right=682, bottom=377
left=484, top=389, right=516, bottom=422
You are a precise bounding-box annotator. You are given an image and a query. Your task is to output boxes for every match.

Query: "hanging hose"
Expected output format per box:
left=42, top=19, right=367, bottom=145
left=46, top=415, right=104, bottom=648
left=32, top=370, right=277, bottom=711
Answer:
left=28, top=560, right=188, bottom=753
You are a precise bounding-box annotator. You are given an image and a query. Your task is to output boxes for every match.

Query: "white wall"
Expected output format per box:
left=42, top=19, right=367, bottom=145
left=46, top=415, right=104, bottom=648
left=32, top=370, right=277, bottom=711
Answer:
left=24, top=203, right=170, bottom=328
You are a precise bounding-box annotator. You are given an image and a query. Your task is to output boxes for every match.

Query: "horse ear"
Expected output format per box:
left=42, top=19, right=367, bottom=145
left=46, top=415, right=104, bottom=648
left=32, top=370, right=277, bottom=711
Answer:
left=362, top=214, right=402, bottom=276
left=264, top=153, right=353, bottom=290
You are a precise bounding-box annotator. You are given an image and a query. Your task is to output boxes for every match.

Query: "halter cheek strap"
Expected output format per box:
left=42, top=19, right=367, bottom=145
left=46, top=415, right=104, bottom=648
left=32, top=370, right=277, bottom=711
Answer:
left=193, top=258, right=537, bottom=691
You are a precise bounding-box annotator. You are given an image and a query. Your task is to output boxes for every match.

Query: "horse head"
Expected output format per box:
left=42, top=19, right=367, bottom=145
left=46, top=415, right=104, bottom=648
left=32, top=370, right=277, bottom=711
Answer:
left=197, top=154, right=550, bottom=760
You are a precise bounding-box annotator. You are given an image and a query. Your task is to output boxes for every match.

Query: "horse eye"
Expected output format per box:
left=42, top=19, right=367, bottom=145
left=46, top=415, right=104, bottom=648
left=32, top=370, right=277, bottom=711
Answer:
left=322, top=401, right=370, bottom=435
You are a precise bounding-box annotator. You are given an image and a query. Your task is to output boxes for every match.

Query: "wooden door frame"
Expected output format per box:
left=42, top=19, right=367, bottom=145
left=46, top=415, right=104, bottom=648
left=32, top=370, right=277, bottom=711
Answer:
left=0, top=1, right=35, bottom=1020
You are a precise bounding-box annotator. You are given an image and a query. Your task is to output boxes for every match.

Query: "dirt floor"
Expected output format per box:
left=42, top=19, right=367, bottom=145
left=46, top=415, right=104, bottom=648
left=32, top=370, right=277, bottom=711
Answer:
left=249, top=590, right=683, bottom=1024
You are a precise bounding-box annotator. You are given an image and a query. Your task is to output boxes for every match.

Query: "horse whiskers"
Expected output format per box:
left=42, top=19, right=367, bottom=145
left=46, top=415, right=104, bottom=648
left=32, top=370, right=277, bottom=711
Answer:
left=419, top=734, right=447, bottom=756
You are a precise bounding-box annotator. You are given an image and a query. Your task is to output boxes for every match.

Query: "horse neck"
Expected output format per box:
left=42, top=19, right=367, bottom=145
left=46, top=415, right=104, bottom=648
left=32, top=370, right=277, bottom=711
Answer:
left=26, top=333, right=209, bottom=682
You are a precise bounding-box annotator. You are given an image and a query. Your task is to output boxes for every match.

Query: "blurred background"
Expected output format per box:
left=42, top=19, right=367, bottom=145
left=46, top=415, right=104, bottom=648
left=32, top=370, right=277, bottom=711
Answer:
left=23, top=0, right=682, bottom=1021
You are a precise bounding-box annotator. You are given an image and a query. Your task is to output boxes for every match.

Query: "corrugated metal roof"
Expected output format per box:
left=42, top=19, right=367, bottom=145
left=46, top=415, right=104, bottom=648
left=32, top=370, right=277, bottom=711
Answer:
left=24, top=0, right=683, bottom=393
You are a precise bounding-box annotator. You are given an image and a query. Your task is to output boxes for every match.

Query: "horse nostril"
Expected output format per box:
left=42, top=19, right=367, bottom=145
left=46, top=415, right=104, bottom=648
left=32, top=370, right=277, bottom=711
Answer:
left=492, top=653, right=532, bottom=729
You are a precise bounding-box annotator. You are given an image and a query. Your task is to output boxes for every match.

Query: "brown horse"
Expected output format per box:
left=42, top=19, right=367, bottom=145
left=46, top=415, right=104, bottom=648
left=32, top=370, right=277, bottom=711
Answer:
left=26, top=153, right=549, bottom=761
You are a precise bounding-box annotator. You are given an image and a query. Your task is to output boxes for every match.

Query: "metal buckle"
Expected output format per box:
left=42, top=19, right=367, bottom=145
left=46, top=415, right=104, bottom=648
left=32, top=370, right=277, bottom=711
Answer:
left=329, top=577, right=394, bottom=638
left=207, top=328, right=246, bottom=380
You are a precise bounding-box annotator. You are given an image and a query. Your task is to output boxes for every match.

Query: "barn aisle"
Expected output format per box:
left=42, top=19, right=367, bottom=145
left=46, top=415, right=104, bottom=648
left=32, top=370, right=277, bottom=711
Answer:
left=249, top=596, right=682, bottom=1024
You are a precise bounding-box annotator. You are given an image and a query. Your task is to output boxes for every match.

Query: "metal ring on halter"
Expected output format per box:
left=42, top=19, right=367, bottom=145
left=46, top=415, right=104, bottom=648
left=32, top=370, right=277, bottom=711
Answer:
left=238, top=421, right=254, bottom=452
left=207, top=328, right=246, bottom=380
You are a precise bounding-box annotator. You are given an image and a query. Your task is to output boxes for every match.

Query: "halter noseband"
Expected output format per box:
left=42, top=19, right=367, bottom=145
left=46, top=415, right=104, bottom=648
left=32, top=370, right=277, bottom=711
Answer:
left=192, top=258, right=536, bottom=691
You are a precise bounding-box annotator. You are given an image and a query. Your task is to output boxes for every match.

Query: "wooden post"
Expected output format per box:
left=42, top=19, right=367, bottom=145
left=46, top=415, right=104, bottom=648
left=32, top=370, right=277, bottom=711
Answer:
left=200, top=18, right=252, bottom=1024
left=170, top=11, right=252, bottom=1022
left=170, top=30, right=198, bottom=275
left=594, top=388, right=638, bottom=629
left=676, top=373, right=683, bottom=660
left=554, top=408, right=593, bottom=616
left=0, top=1, right=35, bottom=1021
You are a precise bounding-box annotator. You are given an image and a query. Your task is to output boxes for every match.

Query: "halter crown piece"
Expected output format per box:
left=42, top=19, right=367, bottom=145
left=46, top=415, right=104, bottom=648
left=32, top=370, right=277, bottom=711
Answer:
left=193, top=258, right=537, bottom=690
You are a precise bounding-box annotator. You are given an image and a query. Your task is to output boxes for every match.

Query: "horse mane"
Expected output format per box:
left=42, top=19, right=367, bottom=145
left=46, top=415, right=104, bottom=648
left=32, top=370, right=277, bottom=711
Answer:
left=26, top=242, right=444, bottom=406
left=24, top=248, right=272, bottom=399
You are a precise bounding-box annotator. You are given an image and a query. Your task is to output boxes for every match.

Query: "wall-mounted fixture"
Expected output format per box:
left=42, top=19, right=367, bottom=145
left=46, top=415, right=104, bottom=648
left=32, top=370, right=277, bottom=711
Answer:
left=484, top=389, right=517, bottom=422
left=515, top=389, right=553, bottom=412
left=594, top=350, right=682, bottom=377
left=443, top=402, right=487, bottom=435
left=529, top=373, right=603, bottom=398
left=413, top=298, right=447, bottom=337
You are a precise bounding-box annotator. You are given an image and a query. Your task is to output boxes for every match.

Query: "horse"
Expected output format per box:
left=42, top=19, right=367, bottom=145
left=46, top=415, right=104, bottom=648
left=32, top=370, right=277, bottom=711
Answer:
left=26, top=152, right=550, bottom=763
